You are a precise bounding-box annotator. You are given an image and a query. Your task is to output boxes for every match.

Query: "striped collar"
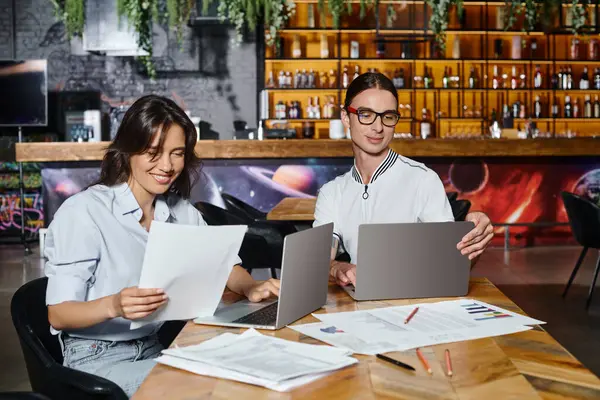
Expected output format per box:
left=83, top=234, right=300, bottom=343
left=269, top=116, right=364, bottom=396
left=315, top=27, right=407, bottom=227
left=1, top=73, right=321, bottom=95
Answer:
left=351, top=149, right=399, bottom=184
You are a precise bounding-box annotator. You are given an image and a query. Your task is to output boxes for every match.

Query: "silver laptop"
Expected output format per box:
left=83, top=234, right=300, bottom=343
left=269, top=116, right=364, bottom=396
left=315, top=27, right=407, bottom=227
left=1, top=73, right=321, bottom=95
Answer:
left=343, top=221, right=474, bottom=301
left=193, top=223, right=334, bottom=330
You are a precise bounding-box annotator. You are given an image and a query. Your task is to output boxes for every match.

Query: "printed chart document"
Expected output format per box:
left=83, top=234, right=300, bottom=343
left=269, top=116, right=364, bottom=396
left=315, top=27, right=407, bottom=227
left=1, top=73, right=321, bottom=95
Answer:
left=290, top=322, right=401, bottom=355
left=309, top=299, right=543, bottom=352
left=130, top=222, right=247, bottom=329
left=157, top=329, right=358, bottom=391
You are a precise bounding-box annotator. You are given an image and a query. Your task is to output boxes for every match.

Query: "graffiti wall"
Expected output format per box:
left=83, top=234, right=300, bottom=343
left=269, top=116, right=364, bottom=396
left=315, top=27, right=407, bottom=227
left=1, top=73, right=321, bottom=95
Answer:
left=40, top=156, right=600, bottom=247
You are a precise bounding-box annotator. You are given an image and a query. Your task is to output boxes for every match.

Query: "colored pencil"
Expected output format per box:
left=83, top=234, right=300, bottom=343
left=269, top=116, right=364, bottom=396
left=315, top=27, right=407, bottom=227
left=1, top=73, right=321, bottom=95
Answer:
left=404, top=306, right=419, bottom=324
left=445, top=349, right=453, bottom=377
left=376, top=354, right=416, bottom=372
left=416, top=348, right=432, bottom=374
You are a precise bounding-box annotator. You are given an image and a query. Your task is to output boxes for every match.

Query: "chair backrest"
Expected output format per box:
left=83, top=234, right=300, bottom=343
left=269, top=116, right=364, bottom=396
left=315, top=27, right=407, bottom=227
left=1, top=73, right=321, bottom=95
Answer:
left=446, top=191, right=458, bottom=202
left=450, top=199, right=471, bottom=222
left=194, top=201, right=247, bottom=226
left=11, top=278, right=63, bottom=366
left=222, top=193, right=266, bottom=221
left=561, top=191, right=600, bottom=248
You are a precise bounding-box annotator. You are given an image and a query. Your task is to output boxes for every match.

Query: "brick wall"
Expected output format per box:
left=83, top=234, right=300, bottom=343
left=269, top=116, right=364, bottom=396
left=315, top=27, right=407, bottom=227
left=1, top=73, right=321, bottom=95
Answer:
left=0, top=0, right=257, bottom=139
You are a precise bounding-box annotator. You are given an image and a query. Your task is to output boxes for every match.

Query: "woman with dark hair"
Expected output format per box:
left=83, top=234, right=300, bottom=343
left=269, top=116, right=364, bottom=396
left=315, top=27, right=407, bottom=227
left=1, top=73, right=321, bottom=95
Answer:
left=313, top=72, right=494, bottom=286
left=43, top=95, right=279, bottom=397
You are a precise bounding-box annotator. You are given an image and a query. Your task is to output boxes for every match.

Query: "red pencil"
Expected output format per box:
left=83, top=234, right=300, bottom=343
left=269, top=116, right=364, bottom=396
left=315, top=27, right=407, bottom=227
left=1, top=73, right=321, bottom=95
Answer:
left=404, top=306, right=419, bottom=324
left=445, top=349, right=453, bottom=377
left=416, top=348, right=432, bottom=374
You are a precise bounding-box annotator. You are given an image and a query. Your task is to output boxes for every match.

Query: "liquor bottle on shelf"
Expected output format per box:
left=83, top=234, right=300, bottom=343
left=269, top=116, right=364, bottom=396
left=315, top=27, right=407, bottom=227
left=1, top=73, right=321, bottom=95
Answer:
left=442, top=66, right=450, bottom=89
left=275, top=100, right=286, bottom=119
left=561, top=67, right=568, bottom=90
left=353, top=65, right=360, bottom=81
left=398, top=68, right=406, bottom=89
left=308, top=69, right=316, bottom=88
left=320, top=34, right=329, bottom=58
left=594, top=95, right=600, bottom=118
left=286, top=71, right=293, bottom=88
left=551, top=69, right=559, bottom=89
left=573, top=98, right=580, bottom=118
left=319, top=71, right=327, bottom=88
left=492, top=65, right=500, bottom=89
left=534, top=65, right=543, bottom=89
left=342, top=66, right=349, bottom=89
left=288, top=101, right=295, bottom=119
left=293, top=69, right=300, bottom=88
left=313, top=97, right=321, bottom=119
left=530, top=39, right=538, bottom=59
left=512, top=99, right=520, bottom=119
left=307, top=4, right=315, bottom=28
left=468, top=66, right=478, bottom=89
left=306, top=98, right=313, bottom=119
left=552, top=98, right=560, bottom=118
left=266, top=71, right=275, bottom=88
left=589, top=39, right=599, bottom=61
left=519, top=103, right=526, bottom=119
left=502, top=104, right=513, bottom=128
left=565, top=96, right=573, bottom=118
left=452, top=36, right=460, bottom=59
left=511, top=36, right=522, bottom=59
left=534, top=96, right=542, bottom=118
left=292, top=35, right=302, bottom=58
left=580, top=67, right=590, bottom=90
left=519, top=69, right=527, bottom=89
left=328, top=69, right=337, bottom=89
left=585, top=95, right=592, bottom=118
left=567, top=67, right=573, bottom=90
left=502, top=70, right=509, bottom=89
left=420, top=108, right=432, bottom=139
left=424, top=67, right=433, bottom=89
left=511, top=66, right=518, bottom=90
left=350, top=41, right=360, bottom=59
left=595, top=68, right=600, bottom=90
left=376, top=41, right=385, bottom=58
left=278, top=71, right=285, bottom=88
left=570, top=37, right=580, bottom=60
left=558, top=67, right=564, bottom=90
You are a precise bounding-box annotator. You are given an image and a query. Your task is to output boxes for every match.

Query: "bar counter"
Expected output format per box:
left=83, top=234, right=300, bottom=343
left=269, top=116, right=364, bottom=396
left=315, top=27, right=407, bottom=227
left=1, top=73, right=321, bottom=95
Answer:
left=15, top=138, right=600, bottom=161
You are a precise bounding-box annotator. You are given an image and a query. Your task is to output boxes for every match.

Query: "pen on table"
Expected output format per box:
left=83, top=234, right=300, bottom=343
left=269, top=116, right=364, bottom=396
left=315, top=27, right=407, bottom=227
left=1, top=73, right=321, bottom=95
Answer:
left=416, top=348, right=432, bottom=375
left=445, top=349, right=453, bottom=377
left=404, top=306, right=419, bottom=324
left=376, top=354, right=415, bottom=372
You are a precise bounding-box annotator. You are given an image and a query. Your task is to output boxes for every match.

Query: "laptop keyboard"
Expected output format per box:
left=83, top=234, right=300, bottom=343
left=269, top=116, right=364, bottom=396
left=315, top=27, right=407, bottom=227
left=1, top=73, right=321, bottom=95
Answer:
left=231, top=301, right=279, bottom=325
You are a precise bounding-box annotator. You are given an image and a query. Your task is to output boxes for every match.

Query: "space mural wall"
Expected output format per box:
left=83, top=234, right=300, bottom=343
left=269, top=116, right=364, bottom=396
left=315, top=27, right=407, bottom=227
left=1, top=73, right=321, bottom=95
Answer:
left=41, top=156, right=600, bottom=246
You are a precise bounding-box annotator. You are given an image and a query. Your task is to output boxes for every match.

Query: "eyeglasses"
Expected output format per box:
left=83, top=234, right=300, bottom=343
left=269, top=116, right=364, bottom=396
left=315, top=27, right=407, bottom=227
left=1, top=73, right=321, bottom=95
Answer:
left=346, top=106, right=400, bottom=127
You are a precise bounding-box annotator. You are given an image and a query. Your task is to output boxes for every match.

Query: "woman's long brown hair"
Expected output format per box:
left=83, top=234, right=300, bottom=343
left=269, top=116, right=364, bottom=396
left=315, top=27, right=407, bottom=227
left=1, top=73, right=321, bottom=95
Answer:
left=96, top=94, right=200, bottom=198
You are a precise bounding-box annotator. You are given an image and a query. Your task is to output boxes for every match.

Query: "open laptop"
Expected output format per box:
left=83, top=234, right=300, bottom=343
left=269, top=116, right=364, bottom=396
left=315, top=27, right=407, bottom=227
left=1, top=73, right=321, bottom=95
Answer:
left=343, top=221, right=474, bottom=301
left=193, top=223, right=333, bottom=330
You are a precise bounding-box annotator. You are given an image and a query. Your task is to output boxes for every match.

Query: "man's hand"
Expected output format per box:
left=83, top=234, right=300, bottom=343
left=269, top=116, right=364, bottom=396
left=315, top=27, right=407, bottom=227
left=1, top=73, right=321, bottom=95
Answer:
left=458, top=211, right=494, bottom=260
left=331, top=261, right=357, bottom=286
left=244, top=279, right=280, bottom=302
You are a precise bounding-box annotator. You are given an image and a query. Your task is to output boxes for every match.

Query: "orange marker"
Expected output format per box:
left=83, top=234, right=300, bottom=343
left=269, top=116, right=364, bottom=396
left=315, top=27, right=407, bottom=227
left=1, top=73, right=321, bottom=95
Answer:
left=404, top=306, right=419, bottom=324
left=416, top=348, right=432, bottom=375
left=445, top=349, right=453, bottom=377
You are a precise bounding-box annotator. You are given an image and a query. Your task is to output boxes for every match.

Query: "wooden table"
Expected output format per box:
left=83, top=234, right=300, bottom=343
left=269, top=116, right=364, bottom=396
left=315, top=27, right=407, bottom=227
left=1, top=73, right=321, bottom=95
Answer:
left=134, top=278, right=600, bottom=399
left=267, top=198, right=316, bottom=221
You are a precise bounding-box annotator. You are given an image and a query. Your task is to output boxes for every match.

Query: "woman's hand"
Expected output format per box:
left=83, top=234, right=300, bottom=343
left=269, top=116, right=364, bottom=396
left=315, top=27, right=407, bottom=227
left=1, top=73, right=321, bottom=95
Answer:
left=331, top=261, right=357, bottom=286
left=244, top=279, right=280, bottom=303
left=109, top=287, right=168, bottom=320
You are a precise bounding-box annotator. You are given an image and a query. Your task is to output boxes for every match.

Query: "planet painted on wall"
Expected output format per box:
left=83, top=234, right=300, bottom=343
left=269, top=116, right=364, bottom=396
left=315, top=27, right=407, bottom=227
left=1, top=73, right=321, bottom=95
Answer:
left=448, top=159, right=489, bottom=194
left=242, top=165, right=317, bottom=198
left=572, top=169, right=600, bottom=204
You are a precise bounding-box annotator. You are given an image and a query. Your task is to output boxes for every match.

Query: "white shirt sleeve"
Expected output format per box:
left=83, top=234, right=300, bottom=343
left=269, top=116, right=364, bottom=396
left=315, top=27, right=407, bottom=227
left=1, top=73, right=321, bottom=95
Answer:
left=417, top=170, right=455, bottom=223
left=313, top=183, right=343, bottom=245
left=44, top=201, right=100, bottom=305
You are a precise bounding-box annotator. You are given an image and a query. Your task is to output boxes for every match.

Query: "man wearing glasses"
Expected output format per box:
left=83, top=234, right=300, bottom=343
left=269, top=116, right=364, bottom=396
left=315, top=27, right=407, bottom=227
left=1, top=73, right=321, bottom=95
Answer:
left=313, top=72, right=494, bottom=287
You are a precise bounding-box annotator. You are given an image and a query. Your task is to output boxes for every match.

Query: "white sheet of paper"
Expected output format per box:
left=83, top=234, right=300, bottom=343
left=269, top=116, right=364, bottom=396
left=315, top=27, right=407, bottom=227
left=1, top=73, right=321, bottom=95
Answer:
left=313, top=298, right=543, bottom=351
left=162, top=329, right=356, bottom=382
left=290, top=322, right=401, bottom=355
left=130, top=222, right=247, bottom=329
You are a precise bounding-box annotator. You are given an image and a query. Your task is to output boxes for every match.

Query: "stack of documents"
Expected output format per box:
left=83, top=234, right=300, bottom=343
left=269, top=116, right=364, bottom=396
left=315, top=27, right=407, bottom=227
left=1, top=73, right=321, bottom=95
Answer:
left=155, top=329, right=358, bottom=392
left=291, top=299, right=545, bottom=355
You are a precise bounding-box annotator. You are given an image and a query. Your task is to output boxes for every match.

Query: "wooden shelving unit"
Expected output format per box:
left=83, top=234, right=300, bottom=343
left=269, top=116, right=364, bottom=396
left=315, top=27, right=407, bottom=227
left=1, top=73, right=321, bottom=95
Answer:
left=258, top=0, right=600, bottom=139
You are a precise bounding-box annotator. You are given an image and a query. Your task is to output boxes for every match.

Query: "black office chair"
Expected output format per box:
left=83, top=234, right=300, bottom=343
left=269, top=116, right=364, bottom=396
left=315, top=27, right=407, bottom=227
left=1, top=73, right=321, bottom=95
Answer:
left=195, top=202, right=297, bottom=279
left=221, top=193, right=267, bottom=221
left=450, top=199, right=471, bottom=222
left=11, top=278, right=186, bottom=400
left=446, top=191, right=458, bottom=202
left=561, top=191, right=600, bottom=309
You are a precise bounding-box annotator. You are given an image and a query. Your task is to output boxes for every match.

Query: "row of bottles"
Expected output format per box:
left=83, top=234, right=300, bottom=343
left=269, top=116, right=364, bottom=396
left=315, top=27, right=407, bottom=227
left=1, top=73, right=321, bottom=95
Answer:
left=274, top=97, right=339, bottom=120
left=492, top=95, right=600, bottom=122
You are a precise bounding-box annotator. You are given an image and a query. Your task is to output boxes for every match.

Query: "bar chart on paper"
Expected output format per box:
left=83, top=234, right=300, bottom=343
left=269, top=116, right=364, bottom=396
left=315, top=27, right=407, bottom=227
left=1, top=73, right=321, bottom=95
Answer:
left=461, top=302, right=513, bottom=321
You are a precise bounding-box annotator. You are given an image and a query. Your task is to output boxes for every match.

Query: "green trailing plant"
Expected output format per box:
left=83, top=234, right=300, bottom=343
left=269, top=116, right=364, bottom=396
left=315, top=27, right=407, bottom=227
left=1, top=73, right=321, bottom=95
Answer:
left=503, top=0, right=585, bottom=35
left=166, top=0, right=195, bottom=44
left=49, top=0, right=86, bottom=38
left=116, top=0, right=160, bottom=78
left=569, top=0, right=588, bottom=34
left=425, top=0, right=463, bottom=51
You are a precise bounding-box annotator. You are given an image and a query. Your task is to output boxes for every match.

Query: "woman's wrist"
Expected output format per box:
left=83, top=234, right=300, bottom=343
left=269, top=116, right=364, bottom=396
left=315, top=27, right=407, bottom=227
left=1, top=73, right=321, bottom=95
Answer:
left=105, top=294, right=121, bottom=319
